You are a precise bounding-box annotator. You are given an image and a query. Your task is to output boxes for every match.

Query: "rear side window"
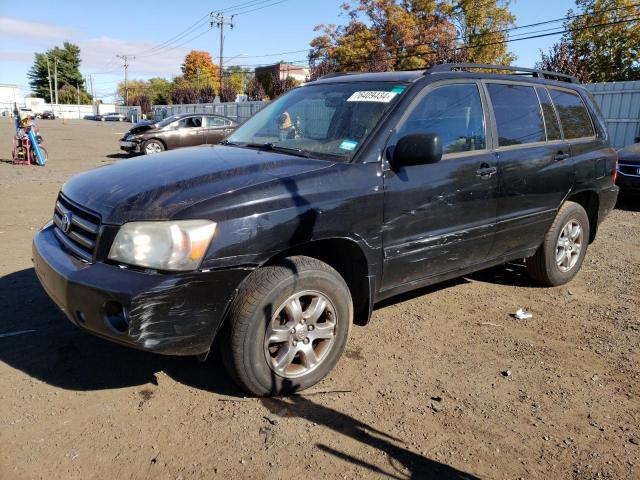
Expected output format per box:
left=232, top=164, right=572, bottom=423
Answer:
left=536, top=88, right=562, bottom=141
left=548, top=89, right=595, bottom=139
left=206, top=116, right=227, bottom=127
left=398, top=83, right=486, bottom=154
left=487, top=84, right=545, bottom=146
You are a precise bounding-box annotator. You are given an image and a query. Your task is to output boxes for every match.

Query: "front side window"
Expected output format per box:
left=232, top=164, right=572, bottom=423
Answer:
left=397, top=83, right=486, bottom=154
left=549, top=89, right=595, bottom=139
left=178, top=116, right=202, bottom=129
left=487, top=84, right=545, bottom=146
left=227, top=81, right=407, bottom=160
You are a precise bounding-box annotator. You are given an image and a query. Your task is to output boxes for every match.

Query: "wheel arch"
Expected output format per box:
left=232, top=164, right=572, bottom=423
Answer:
left=565, top=190, right=599, bottom=243
left=261, top=237, right=374, bottom=326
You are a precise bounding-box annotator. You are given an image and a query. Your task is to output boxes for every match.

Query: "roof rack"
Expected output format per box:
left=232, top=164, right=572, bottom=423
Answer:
left=316, top=72, right=362, bottom=80
left=425, top=63, right=577, bottom=83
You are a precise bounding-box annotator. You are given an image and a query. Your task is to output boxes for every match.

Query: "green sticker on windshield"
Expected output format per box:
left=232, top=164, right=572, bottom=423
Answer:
left=339, top=140, right=358, bottom=151
left=391, top=85, right=406, bottom=94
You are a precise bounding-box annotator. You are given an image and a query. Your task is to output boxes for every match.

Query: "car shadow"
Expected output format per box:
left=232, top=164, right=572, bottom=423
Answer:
left=260, top=395, right=479, bottom=479
left=0, top=268, right=243, bottom=396
left=105, top=153, right=135, bottom=159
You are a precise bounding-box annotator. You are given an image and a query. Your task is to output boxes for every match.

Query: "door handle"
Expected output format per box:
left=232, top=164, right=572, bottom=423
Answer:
left=554, top=152, right=570, bottom=161
left=476, top=164, right=497, bottom=178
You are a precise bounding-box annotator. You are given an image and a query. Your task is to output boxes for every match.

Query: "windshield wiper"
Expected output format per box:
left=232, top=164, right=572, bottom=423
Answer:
left=244, top=142, right=311, bottom=158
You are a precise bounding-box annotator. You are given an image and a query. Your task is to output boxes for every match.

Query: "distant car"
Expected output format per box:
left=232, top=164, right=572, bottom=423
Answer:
left=616, top=137, right=640, bottom=193
left=97, top=112, right=126, bottom=122
left=41, top=111, right=56, bottom=120
left=119, top=113, right=238, bottom=155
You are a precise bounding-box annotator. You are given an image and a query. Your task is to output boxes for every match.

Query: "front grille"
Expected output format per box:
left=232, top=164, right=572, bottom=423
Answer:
left=52, top=195, right=101, bottom=262
left=619, top=163, right=640, bottom=177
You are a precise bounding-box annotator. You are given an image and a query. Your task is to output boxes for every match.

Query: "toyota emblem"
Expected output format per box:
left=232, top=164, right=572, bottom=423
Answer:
left=60, top=212, right=72, bottom=233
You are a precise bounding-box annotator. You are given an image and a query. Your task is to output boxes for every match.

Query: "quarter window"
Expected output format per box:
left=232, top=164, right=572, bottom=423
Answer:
left=548, top=89, right=595, bottom=139
left=397, top=84, right=486, bottom=154
left=487, top=84, right=545, bottom=146
left=536, top=88, right=562, bottom=141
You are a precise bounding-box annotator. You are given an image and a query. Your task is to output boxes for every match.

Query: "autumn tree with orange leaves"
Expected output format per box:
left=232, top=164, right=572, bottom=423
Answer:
left=309, top=0, right=516, bottom=78
left=181, top=50, right=220, bottom=91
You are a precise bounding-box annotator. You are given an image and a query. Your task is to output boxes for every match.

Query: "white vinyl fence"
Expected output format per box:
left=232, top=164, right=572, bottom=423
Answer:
left=151, top=101, right=268, bottom=124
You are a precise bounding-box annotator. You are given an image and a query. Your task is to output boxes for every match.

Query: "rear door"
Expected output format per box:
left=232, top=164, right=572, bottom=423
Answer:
left=204, top=116, right=233, bottom=144
left=485, top=82, right=573, bottom=256
left=381, top=81, right=499, bottom=289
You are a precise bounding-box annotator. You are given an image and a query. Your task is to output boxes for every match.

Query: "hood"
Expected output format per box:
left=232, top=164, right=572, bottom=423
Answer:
left=127, top=121, right=159, bottom=135
left=62, top=145, right=333, bottom=224
left=618, top=143, right=640, bottom=164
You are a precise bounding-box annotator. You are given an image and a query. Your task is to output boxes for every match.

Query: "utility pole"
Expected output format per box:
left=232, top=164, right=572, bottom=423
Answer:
left=45, top=56, right=54, bottom=104
left=116, top=54, right=135, bottom=105
left=210, top=12, right=235, bottom=98
left=89, top=74, right=95, bottom=101
left=53, top=57, right=59, bottom=106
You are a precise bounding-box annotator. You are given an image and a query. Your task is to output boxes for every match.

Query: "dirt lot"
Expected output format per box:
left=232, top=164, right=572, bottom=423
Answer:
left=0, top=118, right=638, bottom=480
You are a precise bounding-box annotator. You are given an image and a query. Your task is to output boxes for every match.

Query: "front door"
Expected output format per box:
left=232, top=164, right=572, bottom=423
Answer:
left=177, top=116, right=205, bottom=147
left=381, top=81, right=498, bottom=290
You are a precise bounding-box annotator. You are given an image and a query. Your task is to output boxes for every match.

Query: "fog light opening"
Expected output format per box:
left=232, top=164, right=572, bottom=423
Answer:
left=75, top=311, right=86, bottom=323
left=103, top=301, right=129, bottom=334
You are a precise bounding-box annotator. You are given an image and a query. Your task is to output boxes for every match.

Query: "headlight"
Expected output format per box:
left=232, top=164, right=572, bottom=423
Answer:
left=108, top=220, right=216, bottom=271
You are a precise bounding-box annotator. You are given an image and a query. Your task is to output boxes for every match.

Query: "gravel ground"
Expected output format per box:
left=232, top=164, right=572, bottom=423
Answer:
left=1, top=119, right=639, bottom=480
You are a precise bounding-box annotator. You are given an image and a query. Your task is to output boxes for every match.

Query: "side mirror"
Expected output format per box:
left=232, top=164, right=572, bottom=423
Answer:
left=391, top=133, right=443, bottom=169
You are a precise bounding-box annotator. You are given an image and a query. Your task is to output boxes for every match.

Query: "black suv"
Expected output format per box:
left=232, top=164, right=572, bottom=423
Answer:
left=33, top=64, right=618, bottom=396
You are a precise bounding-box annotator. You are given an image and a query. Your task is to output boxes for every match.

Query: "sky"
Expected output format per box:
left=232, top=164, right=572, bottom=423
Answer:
left=0, top=0, right=577, bottom=102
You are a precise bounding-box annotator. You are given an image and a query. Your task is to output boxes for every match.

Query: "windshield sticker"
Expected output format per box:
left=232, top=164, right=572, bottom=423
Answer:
left=339, top=140, right=358, bottom=151
left=391, top=85, right=406, bottom=94
left=347, top=91, right=398, bottom=103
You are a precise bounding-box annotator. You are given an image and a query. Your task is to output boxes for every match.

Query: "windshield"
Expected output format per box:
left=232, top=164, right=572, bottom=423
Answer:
left=157, top=115, right=184, bottom=128
left=227, top=81, right=407, bottom=160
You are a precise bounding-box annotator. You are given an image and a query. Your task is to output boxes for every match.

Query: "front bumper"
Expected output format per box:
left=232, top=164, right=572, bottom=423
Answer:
left=119, top=140, right=140, bottom=153
left=33, top=224, right=251, bottom=355
left=616, top=171, right=640, bottom=192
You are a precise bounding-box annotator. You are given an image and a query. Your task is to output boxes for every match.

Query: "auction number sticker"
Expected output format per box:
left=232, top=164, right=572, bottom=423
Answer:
left=347, top=91, right=398, bottom=103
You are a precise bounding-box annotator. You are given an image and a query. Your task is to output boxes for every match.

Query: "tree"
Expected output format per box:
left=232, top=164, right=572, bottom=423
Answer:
left=448, top=0, right=516, bottom=65
left=246, top=77, right=266, bottom=101
left=219, top=83, right=238, bottom=102
left=147, top=77, right=172, bottom=104
left=58, top=84, right=91, bottom=105
left=199, top=86, right=216, bottom=103
left=27, top=42, right=91, bottom=102
left=181, top=50, right=220, bottom=90
left=224, top=66, right=252, bottom=97
left=563, top=0, right=640, bottom=82
left=171, top=87, right=199, bottom=104
left=309, top=1, right=516, bottom=73
left=128, top=94, right=151, bottom=114
left=536, top=37, right=591, bottom=83
left=116, top=79, right=148, bottom=104
left=270, top=74, right=299, bottom=98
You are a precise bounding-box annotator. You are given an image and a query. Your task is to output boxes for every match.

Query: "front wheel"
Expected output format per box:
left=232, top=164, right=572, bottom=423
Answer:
left=221, top=256, right=353, bottom=396
left=142, top=139, right=165, bottom=155
left=526, top=201, right=590, bottom=286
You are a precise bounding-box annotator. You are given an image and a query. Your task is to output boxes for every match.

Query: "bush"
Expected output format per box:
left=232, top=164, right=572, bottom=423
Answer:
left=245, top=77, right=266, bottom=101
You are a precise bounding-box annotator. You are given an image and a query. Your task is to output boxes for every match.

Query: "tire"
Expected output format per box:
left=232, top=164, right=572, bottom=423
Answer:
left=142, top=139, right=165, bottom=155
left=221, top=255, right=353, bottom=396
left=30, top=146, right=48, bottom=165
left=526, top=201, right=590, bottom=286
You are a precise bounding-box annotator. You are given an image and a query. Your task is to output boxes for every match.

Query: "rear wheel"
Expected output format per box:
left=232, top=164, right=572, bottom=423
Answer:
left=142, top=139, right=165, bottom=155
left=221, top=256, right=353, bottom=396
left=526, top=201, right=590, bottom=286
